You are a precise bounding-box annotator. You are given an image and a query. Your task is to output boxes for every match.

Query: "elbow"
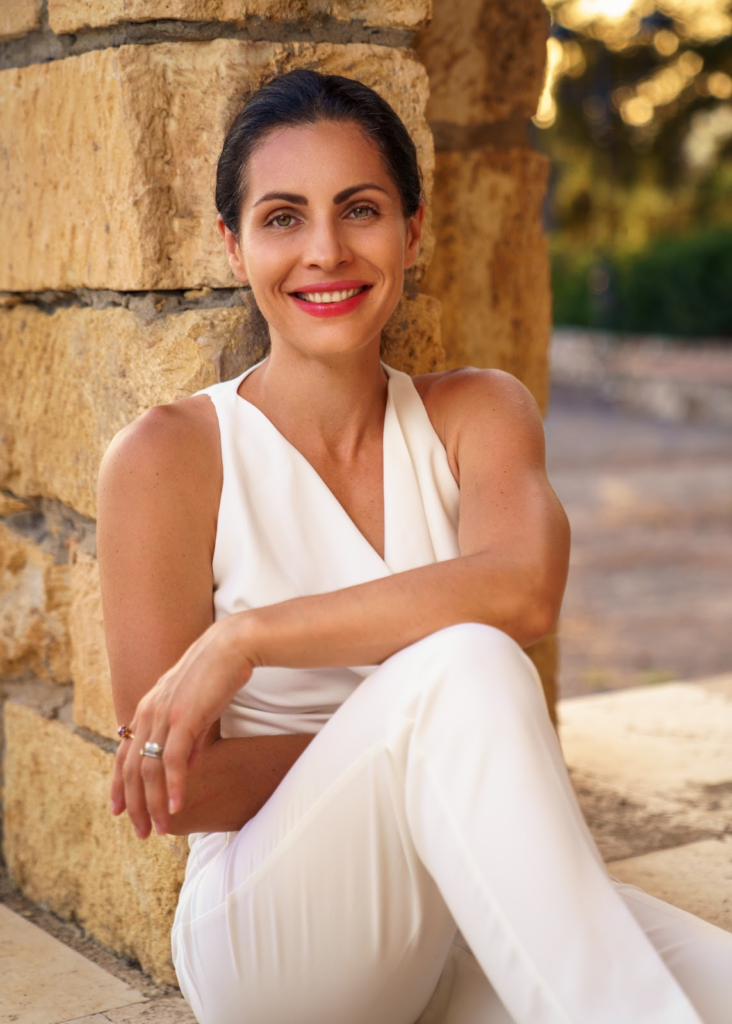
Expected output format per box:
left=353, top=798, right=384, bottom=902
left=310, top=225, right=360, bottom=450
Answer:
left=512, top=585, right=562, bottom=650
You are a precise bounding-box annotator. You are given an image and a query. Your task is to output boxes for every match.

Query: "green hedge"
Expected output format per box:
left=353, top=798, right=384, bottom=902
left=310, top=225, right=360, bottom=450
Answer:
left=551, top=227, right=732, bottom=338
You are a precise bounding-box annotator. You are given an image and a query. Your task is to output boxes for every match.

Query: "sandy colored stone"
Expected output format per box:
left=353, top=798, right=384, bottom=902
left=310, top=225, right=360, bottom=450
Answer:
left=86, top=998, right=198, bottom=1023
left=559, top=677, right=732, bottom=837
left=0, top=0, right=42, bottom=41
left=0, top=905, right=146, bottom=1024
left=422, top=146, right=551, bottom=412
left=0, top=302, right=260, bottom=518
left=415, top=0, right=549, bottom=125
left=3, top=702, right=189, bottom=985
left=49, top=0, right=429, bottom=33
left=381, top=292, right=443, bottom=375
left=607, top=837, right=732, bottom=933
left=71, top=550, right=117, bottom=740
left=0, top=523, right=71, bottom=683
left=0, top=40, right=433, bottom=291
left=0, top=493, right=35, bottom=516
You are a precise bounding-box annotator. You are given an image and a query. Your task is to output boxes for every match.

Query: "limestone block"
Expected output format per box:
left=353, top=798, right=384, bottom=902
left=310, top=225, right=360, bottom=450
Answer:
left=71, top=549, right=117, bottom=740
left=422, top=146, right=552, bottom=412
left=0, top=41, right=433, bottom=291
left=0, top=302, right=259, bottom=518
left=3, top=701, right=188, bottom=985
left=0, top=294, right=440, bottom=518
left=0, top=0, right=42, bottom=41
left=0, top=523, right=71, bottom=683
left=48, top=0, right=430, bottom=34
left=414, top=0, right=549, bottom=125
left=381, top=293, right=443, bottom=375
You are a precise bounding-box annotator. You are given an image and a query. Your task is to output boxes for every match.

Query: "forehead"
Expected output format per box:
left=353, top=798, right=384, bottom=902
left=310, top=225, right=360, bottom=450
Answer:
left=245, top=121, right=394, bottom=200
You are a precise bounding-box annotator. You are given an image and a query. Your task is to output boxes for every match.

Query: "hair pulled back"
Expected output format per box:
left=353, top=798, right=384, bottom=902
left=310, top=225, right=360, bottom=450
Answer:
left=215, top=68, right=423, bottom=235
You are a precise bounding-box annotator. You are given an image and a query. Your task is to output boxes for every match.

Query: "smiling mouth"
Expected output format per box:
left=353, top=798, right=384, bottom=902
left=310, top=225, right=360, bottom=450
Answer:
left=291, top=285, right=370, bottom=304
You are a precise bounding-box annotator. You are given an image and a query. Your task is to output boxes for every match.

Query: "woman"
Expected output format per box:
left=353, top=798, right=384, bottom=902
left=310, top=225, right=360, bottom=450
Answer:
left=99, top=70, right=731, bottom=1024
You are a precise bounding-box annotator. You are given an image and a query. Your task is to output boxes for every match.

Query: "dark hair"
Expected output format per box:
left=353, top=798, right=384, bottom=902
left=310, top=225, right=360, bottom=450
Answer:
left=215, top=68, right=423, bottom=235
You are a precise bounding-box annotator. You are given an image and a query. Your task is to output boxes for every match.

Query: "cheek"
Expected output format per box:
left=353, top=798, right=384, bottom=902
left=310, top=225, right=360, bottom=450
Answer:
left=243, top=237, right=294, bottom=290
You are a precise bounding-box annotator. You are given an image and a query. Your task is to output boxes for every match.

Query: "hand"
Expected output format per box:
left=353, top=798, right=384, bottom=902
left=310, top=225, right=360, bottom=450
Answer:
left=110, top=613, right=254, bottom=838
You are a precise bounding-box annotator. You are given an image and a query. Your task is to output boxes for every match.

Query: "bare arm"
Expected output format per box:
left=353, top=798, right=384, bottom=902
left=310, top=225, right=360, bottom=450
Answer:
left=104, top=370, right=569, bottom=838
left=220, top=368, right=567, bottom=671
left=99, top=398, right=315, bottom=838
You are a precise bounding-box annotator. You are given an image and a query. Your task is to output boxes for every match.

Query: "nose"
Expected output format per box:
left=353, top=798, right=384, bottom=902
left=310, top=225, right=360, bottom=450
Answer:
left=302, top=215, right=352, bottom=271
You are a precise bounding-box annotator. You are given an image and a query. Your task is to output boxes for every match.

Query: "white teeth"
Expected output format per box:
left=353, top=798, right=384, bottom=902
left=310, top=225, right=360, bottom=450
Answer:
left=295, top=287, right=366, bottom=303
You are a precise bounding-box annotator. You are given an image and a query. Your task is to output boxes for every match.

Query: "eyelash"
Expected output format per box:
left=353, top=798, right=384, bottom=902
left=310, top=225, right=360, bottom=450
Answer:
left=264, top=204, right=379, bottom=229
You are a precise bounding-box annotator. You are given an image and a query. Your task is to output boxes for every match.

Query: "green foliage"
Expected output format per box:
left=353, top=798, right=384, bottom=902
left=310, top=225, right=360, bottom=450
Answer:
left=551, top=227, right=732, bottom=337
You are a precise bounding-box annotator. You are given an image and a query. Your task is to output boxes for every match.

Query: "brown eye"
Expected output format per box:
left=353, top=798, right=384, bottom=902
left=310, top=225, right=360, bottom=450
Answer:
left=350, top=205, right=375, bottom=219
left=271, top=213, right=295, bottom=228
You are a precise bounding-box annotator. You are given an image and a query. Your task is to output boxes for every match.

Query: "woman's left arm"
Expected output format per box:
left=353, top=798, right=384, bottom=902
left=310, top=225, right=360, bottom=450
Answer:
left=130, top=369, right=570, bottom=827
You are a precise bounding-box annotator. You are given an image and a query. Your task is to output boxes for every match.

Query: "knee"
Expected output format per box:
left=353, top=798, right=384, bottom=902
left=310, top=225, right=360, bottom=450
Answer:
left=418, top=622, right=523, bottom=670
left=410, top=623, right=543, bottom=703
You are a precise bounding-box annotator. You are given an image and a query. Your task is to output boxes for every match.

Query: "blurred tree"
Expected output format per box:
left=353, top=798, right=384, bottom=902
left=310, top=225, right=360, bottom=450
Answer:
left=534, top=1, right=732, bottom=256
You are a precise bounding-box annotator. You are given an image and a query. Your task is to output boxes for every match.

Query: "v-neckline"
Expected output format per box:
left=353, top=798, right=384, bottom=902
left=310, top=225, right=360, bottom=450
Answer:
left=231, top=359, right=392, bottom=567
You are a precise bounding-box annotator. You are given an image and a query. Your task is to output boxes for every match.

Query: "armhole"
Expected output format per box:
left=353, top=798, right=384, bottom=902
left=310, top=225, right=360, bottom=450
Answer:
left=192, top=389, right=227, bottom=592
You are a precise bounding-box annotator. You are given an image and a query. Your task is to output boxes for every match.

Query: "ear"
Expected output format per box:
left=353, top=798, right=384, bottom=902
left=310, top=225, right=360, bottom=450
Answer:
left=217, top=214, right=249, bottom=286
left=403, top=201, right=425, bottom=270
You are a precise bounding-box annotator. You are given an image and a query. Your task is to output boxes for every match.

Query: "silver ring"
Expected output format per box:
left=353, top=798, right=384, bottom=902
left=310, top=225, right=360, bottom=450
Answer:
left=140, top=741, right=164, bottom=760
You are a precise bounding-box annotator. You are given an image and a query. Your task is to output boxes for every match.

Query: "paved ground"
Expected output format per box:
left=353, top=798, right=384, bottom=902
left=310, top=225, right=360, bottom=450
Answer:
left=545, top=385, right=732, bottom=698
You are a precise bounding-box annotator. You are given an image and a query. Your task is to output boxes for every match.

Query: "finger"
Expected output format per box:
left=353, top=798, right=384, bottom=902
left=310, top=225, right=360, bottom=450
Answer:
left=140, top=724, right=171, bottom=835
left=110, top=738, right=131, bottom=815
left=163, top=723, right=197, bottom=816
left=124, top=717, right=154, bottom=839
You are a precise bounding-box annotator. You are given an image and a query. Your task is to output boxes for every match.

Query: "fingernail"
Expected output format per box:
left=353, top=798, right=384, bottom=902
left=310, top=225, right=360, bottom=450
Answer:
left=110, top=800, right=120, bottom=815
left=134, top=826, right=145, bottom=840
left=168, top=798, right=178, bottom=815
left=154, top=820, right=165, bottom=835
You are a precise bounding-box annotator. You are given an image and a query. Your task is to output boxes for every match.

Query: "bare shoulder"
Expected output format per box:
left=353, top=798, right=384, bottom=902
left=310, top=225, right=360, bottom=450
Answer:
left=412, top=367, right=545, bottom=479
left=98, top=393, right=222, bottom=546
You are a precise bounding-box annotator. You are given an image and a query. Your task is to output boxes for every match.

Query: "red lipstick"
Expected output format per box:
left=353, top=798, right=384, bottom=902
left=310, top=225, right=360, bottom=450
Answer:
left=288, top=281, right=373, bottom=318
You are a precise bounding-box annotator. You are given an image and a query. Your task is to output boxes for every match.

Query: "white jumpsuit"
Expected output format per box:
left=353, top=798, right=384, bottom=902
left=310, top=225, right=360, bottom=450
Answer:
left=171, top=361, right=732, bottom=1024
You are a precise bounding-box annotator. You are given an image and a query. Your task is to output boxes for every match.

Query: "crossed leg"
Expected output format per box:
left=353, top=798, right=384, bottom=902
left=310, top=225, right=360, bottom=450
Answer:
left=172, top=625, right=731, bottom=1024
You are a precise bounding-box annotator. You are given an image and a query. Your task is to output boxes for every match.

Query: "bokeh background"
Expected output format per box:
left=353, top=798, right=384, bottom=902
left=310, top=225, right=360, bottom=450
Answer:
left=534, top=0, right=732, bottom=696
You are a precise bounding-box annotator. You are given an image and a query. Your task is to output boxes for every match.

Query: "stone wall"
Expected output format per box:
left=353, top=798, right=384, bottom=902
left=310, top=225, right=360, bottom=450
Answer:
left=415, top=0, right=557, bottom=709
left=0, top=0, right=552, bottom=986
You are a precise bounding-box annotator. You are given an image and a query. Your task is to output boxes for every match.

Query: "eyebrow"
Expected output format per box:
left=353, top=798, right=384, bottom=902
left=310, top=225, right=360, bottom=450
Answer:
left=253, top=183, right=390, bottom=207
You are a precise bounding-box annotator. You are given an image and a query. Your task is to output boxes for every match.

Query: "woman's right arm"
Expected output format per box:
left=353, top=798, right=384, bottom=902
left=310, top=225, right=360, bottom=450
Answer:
left=98, top=398, right=313, bottom=840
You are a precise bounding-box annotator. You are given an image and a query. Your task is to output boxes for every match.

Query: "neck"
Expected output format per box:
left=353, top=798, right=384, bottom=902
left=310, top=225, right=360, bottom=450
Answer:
left=240, top=336, right=389, bottom=461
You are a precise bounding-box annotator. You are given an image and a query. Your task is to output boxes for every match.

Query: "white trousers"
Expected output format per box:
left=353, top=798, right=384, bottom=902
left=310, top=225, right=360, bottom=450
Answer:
left=171, top=624, right=732, bottom=1024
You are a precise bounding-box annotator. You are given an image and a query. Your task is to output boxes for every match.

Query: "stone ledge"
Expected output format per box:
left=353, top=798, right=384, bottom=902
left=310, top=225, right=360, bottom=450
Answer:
left=550, top=329, right=732, bottom=427
left=559, top=675, right=732, bottom=863
left=607, top=837, right=732, bottom=933
left=0, top=40, right=433, bottom=291
left=3, top=701, right=188, bottom=985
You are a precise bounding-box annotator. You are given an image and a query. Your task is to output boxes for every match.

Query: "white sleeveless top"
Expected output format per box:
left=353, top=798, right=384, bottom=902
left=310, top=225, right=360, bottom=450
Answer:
left=194, top=359, right=461, bottom=742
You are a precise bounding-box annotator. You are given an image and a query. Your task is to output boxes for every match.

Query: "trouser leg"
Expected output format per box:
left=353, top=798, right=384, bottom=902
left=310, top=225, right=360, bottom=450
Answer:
left=173, top=624, right=711, bottom=1024
left=609, top=876, right=732, bottom=1024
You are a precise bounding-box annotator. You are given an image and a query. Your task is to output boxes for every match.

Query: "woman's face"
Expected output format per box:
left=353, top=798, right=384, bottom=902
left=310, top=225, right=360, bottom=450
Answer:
left=220, top=120, right=423, bottom=360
